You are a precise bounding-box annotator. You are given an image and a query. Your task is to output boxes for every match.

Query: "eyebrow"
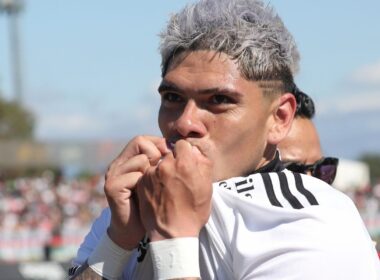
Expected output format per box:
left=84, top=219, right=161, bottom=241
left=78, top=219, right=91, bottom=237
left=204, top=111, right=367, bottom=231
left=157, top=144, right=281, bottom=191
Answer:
left=157, top=81, right=181, bottom=94
left=157, top=80, right=243, bottom=97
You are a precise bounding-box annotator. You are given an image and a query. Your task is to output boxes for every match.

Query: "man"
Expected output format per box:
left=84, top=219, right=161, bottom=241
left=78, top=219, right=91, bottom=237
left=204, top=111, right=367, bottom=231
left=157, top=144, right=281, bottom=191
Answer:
left=70, top=0, right=379, bottom=279
left=279, top=88, right=339, bottom=185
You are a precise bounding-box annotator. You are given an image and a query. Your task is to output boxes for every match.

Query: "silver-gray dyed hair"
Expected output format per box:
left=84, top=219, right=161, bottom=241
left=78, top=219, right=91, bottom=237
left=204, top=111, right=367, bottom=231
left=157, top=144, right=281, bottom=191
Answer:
left=160, top=0, right=300, bottom=84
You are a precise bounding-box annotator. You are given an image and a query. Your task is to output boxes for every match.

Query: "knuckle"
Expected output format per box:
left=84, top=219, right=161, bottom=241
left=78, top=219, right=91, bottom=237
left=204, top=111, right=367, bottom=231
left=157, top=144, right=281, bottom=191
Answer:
left=156, top=159, right=166, bottom=174
left=108, top=158, right=121, bottom=171
left=104, top=181, right=113, bottom=195
left=137, top=154, right=150, bottom=172
left=157, top=159, right=171, bottom=177
left=140, top=154, right=150, bottom=165
left=105, top=169, right=112, bottom=181
left=104, top=174, right=119, bottom=195
left=201, top=157, right=213, bottom=169
left=175, top=158, right=189, bottom=172
left=133, top=135, right=146, bottom=144
left=104, top=169, right=112, bottom=180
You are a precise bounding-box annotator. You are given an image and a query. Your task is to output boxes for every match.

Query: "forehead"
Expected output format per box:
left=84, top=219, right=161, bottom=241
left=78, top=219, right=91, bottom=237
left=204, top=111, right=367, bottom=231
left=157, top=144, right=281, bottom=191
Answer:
left=163, top=50, right=245, bottom=90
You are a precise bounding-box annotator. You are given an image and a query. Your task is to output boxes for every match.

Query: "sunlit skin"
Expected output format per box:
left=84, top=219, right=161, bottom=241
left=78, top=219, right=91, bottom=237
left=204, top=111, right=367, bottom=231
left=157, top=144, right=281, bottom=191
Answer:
left=158, top=50, right=296, bottom=181
left=103, top=50, right=296, bottom=252
left=278, top=117, right=322, bottom=175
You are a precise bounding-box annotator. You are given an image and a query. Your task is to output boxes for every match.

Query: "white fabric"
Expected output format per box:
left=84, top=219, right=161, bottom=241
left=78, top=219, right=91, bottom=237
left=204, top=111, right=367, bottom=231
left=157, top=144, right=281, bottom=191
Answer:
left=88, top=232, right=133, bottom=280
left=72, top=207, right=112, bottom=266
left=150, top=238, right=200, bottom=279
left=73, top=170, right=380, bottom=279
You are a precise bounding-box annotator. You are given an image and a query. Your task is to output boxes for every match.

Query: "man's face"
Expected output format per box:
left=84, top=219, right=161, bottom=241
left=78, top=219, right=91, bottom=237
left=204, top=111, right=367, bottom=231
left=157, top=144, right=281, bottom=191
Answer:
left=278, top=117, right=322, bottom=167
left=158, top=50, right=277, bottom=181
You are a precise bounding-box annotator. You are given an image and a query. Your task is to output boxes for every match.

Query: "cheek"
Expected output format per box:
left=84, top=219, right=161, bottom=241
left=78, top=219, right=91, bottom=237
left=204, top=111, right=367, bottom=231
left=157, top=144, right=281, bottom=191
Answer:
left=158, top=107, right=170, bottom=136
left=216, top=116, right=260, bottom=154
left=223, top=114, right=269, bottom=161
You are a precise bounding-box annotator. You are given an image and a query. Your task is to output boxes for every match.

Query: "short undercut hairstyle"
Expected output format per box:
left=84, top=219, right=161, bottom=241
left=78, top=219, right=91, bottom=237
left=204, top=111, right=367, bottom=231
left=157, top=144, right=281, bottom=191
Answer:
left=159, top=0, right=300, bottom=94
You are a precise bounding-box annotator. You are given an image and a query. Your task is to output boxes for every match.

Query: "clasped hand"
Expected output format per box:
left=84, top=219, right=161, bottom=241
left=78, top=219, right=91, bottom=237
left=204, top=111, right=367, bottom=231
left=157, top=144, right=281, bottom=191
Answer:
left=104, top=136, right=213, bottom=249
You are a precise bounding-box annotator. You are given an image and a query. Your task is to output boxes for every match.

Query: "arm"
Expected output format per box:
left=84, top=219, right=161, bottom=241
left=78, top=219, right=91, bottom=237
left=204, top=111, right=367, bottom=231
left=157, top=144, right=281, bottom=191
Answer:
left=71, top=207, right=111, bottom=266
left=69, top=263, right=105, bottom=280
left=137, top=140, right=213, bottom=280
left=68, top=208, right=110, bottom=279
left=70, top=228, right=133, bottom=280
left=71, top=136, right=170, bottom=279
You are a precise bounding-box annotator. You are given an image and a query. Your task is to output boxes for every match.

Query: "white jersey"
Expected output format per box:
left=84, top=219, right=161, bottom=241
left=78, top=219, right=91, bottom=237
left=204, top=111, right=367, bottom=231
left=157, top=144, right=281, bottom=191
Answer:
left=72, top=169, right=380, bottom=279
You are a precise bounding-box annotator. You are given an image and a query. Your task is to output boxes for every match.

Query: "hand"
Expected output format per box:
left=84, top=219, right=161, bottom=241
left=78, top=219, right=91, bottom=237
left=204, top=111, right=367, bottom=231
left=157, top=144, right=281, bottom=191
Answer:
left=136, top=140, right=213, bottom=241
left=104, top=136, right=170, bottom=250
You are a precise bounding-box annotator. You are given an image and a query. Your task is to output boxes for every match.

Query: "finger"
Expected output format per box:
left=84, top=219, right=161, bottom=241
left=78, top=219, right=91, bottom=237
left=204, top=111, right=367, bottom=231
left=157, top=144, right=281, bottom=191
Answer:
left=172, top=141, right=212, bottom=177
left=173, top=140, right=207, bottom=164
left=190, top=144, right=208, bottom=161
left=108, top=154, right=150, bottom=177
left=118, top=136, right=170, bottom=165
left=153, top=152, right=178, bottom=182
left=173, top=139, right=193, bottom=159
left=105, top=171, right=144, bottom=195
left=154, top=152, right=175, bottom=179
left=137, top=165, right=165, bottom=198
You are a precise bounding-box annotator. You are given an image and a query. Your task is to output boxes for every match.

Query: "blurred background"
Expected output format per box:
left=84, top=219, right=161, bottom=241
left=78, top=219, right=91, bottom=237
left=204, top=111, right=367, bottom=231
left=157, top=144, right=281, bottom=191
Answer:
left=0, top=0, right=379, bottom=279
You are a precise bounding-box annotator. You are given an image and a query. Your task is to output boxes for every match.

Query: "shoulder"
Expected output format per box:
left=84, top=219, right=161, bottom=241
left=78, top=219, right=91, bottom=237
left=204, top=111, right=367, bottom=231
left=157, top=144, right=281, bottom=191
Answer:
left=212, top=170, right=370, bottom=242
left=214, top=170, right=351, bottom=210
left=211, top=173, right=380, bottom=279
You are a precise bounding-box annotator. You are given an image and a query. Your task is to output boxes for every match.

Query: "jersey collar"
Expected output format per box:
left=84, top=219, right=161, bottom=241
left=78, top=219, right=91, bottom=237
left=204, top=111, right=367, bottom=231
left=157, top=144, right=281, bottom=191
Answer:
left=253, top=151, right=284, bottom=174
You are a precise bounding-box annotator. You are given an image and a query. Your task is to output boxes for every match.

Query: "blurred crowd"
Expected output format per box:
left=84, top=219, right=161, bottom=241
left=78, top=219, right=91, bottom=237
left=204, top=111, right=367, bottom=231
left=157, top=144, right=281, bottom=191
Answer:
left=352, top=181, right=380, bottom=251
left=0, top=172, right=379, bottom=262
left=0, top=172, right=108, bottom=262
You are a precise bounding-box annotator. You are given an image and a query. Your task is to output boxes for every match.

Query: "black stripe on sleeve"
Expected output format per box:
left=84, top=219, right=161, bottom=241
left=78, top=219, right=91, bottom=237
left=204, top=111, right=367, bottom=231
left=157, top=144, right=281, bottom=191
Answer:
left=278, top=172, right=304, bottom=209
left=68, top=266, right=78, bottom=276
left=293, top=173, right=319, bottom=206
left=68, top=264, right=88, bottom=278
left=261, top=173, right=283, bottom=207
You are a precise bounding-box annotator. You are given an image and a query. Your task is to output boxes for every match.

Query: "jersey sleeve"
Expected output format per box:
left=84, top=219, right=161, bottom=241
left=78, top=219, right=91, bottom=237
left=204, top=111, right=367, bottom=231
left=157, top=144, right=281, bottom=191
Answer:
left=71, top=207, right=111, bottom=266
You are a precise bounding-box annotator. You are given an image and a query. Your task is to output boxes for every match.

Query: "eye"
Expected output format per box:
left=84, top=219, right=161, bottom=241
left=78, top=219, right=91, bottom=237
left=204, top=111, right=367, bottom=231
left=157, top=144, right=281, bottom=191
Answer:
left=161, top=92, right=183, bottom=103
left=210, top=94, right=234, bottom=105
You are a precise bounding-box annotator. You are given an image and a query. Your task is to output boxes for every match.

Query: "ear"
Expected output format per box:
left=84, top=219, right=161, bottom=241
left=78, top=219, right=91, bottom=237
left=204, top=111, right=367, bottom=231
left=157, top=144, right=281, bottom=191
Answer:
left=267, top=93, right=296, bottom=145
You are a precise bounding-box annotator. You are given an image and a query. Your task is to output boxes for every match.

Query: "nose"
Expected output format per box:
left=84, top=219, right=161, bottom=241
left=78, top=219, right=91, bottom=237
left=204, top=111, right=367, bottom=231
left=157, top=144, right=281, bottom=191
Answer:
left=174, top=100, right=207, bottom=138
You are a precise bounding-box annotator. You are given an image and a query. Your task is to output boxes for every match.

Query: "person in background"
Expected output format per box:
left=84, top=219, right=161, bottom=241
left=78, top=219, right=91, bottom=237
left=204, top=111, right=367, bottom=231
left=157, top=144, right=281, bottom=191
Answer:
left=70, top=0, right=379, bottom=279
left=279, top=86, right=339, bottom=185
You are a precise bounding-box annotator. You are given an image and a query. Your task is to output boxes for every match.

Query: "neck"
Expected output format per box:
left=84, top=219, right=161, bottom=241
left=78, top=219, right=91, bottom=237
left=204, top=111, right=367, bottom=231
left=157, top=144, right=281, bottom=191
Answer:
left=242, top=145, right=283, bottom=176
left=256, top=144, right=277, bottom=169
